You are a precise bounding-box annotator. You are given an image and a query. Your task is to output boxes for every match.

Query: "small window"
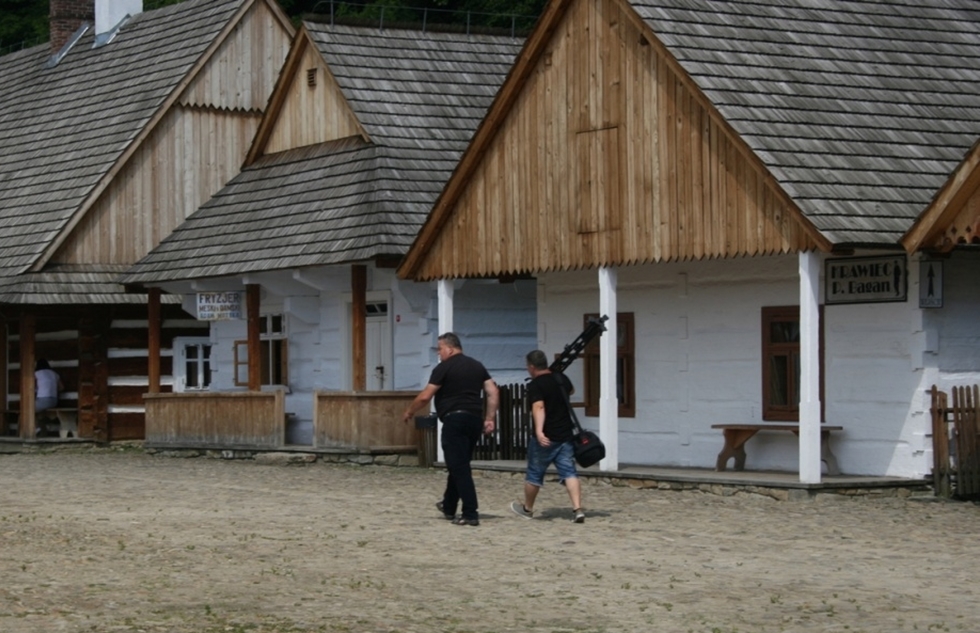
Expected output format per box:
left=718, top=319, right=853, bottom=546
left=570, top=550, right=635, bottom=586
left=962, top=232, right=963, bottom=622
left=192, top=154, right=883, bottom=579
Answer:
left=173, top=337, right=211, bottom=393
left=583, top=312, right=635, bottom=418
left=306, top=68, right=317, bottom=87
left=234, top=314, right=288, bottom=387
left=761, top=306, right=824, bottom=421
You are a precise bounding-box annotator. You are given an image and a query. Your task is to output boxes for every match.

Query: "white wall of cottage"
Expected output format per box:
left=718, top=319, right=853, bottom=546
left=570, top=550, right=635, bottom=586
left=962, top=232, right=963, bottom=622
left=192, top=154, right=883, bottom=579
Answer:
left=536, top=251, right=980, bottom=478
left=202, top=267, right=537, bottom=444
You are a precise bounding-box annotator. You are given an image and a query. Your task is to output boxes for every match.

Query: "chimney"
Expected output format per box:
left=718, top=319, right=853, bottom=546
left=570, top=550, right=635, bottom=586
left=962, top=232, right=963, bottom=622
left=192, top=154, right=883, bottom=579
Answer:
left=50, top=0, right=94, bottom=54
left=96, top=0, right=143, bottom=39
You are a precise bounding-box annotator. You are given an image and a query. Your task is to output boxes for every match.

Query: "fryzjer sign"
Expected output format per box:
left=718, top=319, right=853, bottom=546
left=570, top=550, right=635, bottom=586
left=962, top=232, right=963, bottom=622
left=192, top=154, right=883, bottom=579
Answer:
left=196, top=292, right=243, bottom=320
left=825, top=255, right=907, bottom=305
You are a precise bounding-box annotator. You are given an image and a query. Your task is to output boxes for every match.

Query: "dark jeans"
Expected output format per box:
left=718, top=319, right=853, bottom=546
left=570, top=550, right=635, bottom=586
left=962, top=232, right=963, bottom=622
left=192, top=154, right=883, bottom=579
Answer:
left=440, top=411, right=484, bottom=520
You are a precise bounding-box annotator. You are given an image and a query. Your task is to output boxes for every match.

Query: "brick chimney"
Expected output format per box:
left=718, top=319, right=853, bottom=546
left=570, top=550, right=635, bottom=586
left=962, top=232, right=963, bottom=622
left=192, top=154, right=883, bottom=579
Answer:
left=50, top=0, right=95, bottom=54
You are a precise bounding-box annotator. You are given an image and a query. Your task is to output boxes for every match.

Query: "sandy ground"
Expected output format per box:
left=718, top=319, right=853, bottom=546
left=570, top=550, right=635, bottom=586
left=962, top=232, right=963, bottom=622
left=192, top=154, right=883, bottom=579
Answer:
left=1, top=447, right=978, bottom=633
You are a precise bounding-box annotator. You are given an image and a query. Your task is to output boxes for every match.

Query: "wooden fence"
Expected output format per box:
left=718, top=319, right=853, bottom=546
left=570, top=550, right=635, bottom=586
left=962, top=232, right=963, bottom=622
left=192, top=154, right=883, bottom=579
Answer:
left=473, top=382, right=532, bottom=460
left=313, top=391, right=417, bottom=450
left=144, top=390, right=284, bottom=449
left=930, top=384, right=980, bottom=498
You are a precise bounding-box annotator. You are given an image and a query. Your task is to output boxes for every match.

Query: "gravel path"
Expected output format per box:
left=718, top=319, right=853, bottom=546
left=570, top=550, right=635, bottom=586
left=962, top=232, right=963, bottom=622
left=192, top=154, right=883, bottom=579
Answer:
left=1, top=447, right=977, bottom=633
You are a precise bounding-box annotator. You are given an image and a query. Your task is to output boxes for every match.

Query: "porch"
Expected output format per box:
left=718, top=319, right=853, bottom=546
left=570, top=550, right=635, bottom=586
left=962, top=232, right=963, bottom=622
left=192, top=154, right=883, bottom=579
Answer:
left=470, top=460, right=930, bottom=500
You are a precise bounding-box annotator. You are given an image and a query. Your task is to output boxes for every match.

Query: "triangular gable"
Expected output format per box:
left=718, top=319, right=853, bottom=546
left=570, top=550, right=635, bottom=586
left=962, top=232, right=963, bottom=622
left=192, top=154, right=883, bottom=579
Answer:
left=34, top=0, right=294, bottom=273
left=46, top=0, right=294, bottom=270
left=399, top=0, right=827, bottom=282
left=903, top=139, right=980, bottom=252
left=180, top=0, right=294, bottom=112
left=246, top=25, right=367, bottom=164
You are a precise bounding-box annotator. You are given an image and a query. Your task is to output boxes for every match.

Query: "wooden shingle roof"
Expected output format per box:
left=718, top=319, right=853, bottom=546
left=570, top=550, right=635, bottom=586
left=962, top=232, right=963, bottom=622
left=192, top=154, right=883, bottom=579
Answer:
left=0, top=0, right=247, bottom=302
left=121, top=23, right=523, bottom=284
left=630, top=0, right=980, bottom=245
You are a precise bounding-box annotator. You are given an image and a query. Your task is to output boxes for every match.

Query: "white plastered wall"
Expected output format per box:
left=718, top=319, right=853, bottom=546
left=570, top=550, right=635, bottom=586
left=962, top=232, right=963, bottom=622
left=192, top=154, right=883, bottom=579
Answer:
left=537, top=252, right=979, bottom=477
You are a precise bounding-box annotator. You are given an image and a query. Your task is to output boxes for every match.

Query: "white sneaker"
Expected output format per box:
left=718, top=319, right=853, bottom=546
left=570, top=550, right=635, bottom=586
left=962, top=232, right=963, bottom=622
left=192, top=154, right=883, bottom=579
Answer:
left=509, top=500, right=533, bottom=519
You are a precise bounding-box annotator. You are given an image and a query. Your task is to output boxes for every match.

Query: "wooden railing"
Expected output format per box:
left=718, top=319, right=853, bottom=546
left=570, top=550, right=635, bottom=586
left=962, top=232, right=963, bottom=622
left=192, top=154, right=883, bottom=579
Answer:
left=144, top=391, right=285, bottom=449
left=313, top=391, right=417, bottom=450
left=930, top=384, right=980, bottom=498
left=474, top=382, right=531, bottom=460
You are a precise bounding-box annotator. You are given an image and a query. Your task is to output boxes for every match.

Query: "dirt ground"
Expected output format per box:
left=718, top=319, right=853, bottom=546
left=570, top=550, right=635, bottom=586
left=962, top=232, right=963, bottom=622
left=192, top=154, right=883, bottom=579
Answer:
left=1, top=447, right=978, bottom=633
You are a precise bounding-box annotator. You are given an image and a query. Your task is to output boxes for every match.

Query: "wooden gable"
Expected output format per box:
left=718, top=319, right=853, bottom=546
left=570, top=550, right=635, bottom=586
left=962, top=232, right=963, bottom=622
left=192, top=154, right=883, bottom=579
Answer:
left=248, top=27, right=367, bottom=161
left=400, top=0, right=826, bottom=281
left=48, top=0, right=293, bottom=268
left=179, top=0, right=293, bottom=112
left=903, top=141, right=980, bottom=253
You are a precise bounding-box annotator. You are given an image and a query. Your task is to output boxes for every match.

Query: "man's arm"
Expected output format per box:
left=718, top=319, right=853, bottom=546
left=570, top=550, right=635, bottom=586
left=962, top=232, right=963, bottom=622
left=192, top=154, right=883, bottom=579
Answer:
left=531, top=400, right=549, bottom=446
left=401, top=383, right=440, bottom=425
left=482, top=378, right=499, bottom=434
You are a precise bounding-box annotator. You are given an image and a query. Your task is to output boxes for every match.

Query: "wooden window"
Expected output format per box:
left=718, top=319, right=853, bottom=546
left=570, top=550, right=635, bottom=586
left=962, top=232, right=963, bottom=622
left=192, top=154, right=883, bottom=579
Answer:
left=174, top=338, right=211, bottom=392
left=234, top=314, right=288, bottom=387
left=583, top=312, right=635, bottom=418
left=761, top=306, right=823, bottom=421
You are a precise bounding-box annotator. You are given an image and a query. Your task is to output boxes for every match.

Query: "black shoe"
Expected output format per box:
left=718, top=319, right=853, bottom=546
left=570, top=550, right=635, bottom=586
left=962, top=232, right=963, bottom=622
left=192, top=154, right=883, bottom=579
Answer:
left=451, top=517, right=480, bottom=526
left=435, top=501, right=455, bottom=520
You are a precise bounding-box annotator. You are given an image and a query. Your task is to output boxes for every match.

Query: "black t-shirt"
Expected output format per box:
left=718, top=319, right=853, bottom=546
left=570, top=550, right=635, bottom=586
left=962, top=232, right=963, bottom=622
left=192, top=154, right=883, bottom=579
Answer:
left=428, top=353, right=492, bottom=419
left=527, top=372, right=574, bottom=443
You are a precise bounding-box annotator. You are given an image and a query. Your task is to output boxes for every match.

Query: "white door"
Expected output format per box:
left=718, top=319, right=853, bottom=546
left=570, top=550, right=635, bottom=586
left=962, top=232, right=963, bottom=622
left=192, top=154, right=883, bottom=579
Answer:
left=364, top=302, right=391, bottom=391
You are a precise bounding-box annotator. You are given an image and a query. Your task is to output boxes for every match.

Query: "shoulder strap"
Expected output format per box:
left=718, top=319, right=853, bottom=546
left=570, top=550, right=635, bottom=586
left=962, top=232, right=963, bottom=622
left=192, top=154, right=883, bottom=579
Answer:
left=551, top=372, right=583, bottom=434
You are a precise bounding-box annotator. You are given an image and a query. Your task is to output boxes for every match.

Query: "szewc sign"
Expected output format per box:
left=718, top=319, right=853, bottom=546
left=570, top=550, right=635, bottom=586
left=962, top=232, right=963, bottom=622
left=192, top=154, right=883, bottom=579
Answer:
left=825, top=255, right=907, bottom=305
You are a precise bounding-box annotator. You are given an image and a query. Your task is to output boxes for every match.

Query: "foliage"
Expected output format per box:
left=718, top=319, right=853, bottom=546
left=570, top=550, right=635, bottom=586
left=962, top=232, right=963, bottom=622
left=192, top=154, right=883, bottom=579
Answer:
left=1, top=0, right=546, bottom=54
left=0, top=0, right=48, bottom=52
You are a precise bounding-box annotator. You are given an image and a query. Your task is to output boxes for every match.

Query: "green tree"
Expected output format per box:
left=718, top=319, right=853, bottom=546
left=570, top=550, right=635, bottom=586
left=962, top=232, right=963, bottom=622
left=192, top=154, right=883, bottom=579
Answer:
left=0, top=0, right=546, bottom=54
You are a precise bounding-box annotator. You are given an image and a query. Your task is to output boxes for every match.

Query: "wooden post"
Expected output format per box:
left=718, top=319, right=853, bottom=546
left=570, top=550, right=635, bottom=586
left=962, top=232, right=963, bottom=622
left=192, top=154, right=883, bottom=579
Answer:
left=19, top=312, right=36, bottom=439
left=351, top=265, right=367, bottom=391
left=798, top=251, right=823, bottom=483
left=246, top=284, right=261, bottom=391
left=147, top=288, right=161, bottom=394
left=598, top=266, right=618, bottom=471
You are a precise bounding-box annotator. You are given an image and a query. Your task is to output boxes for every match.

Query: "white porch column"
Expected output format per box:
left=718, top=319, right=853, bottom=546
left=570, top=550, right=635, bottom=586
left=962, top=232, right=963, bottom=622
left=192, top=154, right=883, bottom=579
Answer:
left=437, top=279, right=454, bottom=335
left=798, top=251, right=822, bottom=483
left=598, top=267, right=619, bottom=471
left=435, top=279, right=455, bottom=463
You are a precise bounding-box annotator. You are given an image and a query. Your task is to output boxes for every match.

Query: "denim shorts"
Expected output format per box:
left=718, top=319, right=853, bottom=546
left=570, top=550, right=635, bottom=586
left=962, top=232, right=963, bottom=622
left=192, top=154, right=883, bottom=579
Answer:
left=525, top=437, right=578, bottom=487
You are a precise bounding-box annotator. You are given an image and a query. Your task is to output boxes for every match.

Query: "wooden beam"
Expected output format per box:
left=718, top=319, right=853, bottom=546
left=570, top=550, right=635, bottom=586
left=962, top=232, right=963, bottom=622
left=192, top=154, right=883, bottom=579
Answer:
left=351, top=265, right=367, bottom=391
left=19, top=312, right=36, bottom=439
left=147, top=288, right=162, bottom=394
left=247, top=284, right=261, bottom=391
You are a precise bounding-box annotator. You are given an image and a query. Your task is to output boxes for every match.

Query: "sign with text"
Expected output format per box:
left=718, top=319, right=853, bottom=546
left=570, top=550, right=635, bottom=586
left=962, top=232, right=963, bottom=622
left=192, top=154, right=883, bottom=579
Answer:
left=825, top=255, right=907, bottom=305
left=196, top=292, right=243, bottom=320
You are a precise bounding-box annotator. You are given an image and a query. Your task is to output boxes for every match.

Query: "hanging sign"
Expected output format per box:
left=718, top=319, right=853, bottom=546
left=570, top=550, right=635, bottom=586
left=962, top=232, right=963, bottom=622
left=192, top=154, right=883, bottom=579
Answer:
left=919, top=260, right=943, bottom=308
left=196, top=292, right=243, bottom=320
left=825, top=255, right=907, bottom=304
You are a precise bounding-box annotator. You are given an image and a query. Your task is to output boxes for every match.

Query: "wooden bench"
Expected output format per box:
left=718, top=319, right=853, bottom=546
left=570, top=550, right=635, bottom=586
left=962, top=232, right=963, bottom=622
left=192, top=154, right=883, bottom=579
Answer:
left=711, top=424, right=843, bottom=475
left=37, top=407, right=79, bottom=438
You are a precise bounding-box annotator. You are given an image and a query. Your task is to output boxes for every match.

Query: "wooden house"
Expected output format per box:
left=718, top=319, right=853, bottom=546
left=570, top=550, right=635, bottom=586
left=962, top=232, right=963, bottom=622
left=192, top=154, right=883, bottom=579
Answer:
left=0, top=0, right=293, bottom=441
left=119, top=21, right=535, bottom=450
left=398, top=0, right=980, bottom=481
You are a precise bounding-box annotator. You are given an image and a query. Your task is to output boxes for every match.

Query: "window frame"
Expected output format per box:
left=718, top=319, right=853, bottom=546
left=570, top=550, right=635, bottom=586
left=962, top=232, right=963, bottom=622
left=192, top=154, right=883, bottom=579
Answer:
left=583, top=312, right=635, bottom=418
left=761, top=305, right=824, bottom=422
left=233, top=313, right=289, bottom=388
left=173, top=337, right=212, bottom=393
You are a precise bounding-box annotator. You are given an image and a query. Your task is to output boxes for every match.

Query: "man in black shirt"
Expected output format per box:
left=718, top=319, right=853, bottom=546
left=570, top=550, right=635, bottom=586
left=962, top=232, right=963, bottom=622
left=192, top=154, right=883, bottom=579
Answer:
left=402, top=332, right=499, bottom=526
left=509, top=349, right=585, bottom=523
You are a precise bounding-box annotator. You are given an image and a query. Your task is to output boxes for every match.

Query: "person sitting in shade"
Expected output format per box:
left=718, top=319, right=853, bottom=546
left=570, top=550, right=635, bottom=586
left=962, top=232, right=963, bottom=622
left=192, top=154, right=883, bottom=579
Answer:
left=34, top=359, right=63, bottom=436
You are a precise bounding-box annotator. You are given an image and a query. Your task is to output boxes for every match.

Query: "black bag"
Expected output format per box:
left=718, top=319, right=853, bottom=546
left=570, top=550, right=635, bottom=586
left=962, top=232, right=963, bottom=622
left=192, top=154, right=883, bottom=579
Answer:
left=572, top=429, right=605, bottom=468
left=552, top=373, right=605, bottom=468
